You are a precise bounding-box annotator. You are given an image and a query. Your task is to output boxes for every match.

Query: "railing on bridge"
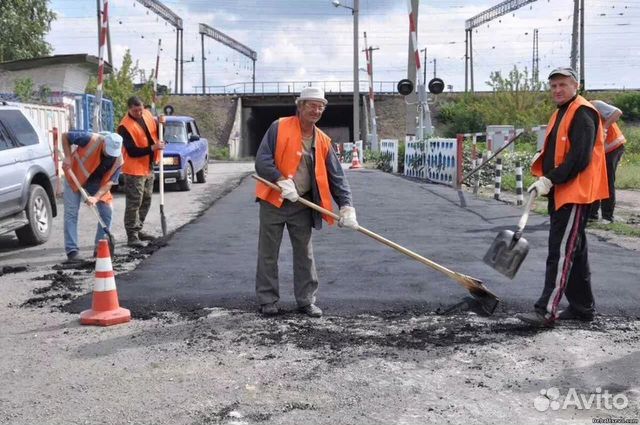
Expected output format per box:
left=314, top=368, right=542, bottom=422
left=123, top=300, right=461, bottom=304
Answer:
left=192, top=80, right=399, bottom=95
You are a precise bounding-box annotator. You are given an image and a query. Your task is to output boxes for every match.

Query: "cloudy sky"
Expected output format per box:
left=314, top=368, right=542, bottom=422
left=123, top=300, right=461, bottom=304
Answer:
left=46, top=0, right=639, bottom=93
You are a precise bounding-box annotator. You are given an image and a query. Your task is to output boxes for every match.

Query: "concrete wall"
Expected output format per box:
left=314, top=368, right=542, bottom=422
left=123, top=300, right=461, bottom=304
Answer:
left=0, top=64, right=92, bottom=93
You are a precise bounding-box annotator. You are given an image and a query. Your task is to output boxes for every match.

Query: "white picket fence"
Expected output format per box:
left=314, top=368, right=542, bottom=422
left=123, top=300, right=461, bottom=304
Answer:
left=380, top=139, right=398, bottom=173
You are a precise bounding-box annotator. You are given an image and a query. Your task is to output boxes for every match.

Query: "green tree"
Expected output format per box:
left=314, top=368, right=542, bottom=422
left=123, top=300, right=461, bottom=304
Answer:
left=14, top=78, right=34, bottom=102
left=0, top=0, right=56, bottom=62
left=87, top=51, right=169, bottom=123
left=482, top=66, right=553, bottom=128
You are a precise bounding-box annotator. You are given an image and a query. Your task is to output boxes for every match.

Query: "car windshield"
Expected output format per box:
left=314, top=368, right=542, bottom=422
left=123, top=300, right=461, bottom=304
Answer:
left=163, top=123, right=187, bottom=144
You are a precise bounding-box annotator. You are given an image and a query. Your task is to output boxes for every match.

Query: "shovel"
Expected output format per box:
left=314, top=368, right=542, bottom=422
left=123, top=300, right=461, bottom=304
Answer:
left=252, top=174, right=500, bottom=315
left=158, top=117, right=167, bottom=236
left=483, top=189, right=537, bottom=279
left=65, top=168, right=116, bottom=257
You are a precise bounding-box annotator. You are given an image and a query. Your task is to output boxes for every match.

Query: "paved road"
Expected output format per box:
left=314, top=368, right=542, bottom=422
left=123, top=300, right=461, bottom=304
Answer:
left=66, top=169, right=639, bottom=317
left=0, top=161, right=254, bottom=267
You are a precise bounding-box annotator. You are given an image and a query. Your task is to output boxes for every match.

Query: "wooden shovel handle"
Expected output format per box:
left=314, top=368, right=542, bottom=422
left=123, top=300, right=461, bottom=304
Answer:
left=252, top=174, right=495, bottom=296
left=65, top=168, right=108, bottom=229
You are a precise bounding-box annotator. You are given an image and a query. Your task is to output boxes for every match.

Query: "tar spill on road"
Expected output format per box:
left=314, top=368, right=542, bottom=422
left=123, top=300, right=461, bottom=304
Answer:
left=176, top=310, right=639, bottom=365
left=22, top=270, right=84, bottom=308
left=0, top=265, right=28, bottom=276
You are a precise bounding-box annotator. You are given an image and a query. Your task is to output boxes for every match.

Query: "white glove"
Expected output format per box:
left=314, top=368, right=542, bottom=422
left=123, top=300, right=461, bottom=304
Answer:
left=527, top=176, right=553, bottom=196
left=276, top=178, right=299, bottom=202
left=338, top=206, right=359, bottom=230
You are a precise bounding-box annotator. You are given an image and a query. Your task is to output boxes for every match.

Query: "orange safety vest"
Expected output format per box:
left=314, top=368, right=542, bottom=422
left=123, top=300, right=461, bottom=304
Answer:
left=67, top=134, right=123, bottom=204
left=604, top=122, right=626, bottom=154
left=532, top=95, right=608, bottom=210
left=119, top=109, right=161, bottom=176
left=255, top=116, right=336, bottom=225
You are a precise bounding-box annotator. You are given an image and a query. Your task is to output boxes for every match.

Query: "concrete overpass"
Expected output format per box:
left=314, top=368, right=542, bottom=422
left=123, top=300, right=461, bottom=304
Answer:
left=166, top=92, right=408, bottom=159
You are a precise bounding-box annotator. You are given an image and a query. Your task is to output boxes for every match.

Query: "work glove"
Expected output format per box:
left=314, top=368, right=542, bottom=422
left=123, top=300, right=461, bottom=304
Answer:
left=338, top=206, right=359, bottom=230
left=527, top=176, right=553, bottom=196
left=276, top=178, right=299, bottom=202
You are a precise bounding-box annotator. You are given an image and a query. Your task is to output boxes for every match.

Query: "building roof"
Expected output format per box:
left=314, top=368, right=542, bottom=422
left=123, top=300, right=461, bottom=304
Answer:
left=0, top=54, right=113, bottom=74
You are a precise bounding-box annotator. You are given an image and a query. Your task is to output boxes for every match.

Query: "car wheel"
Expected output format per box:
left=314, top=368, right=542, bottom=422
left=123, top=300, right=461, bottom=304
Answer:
left=16, top=185, right=52, bottom=245
left=179, top=162, right=193, bottom=191
left=196, top=158, right=208, bottom=183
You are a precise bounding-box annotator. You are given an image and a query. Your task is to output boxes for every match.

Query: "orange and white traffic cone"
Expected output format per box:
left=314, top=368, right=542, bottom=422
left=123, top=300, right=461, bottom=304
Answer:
left=80, top=239, right=131, bottom=326
left=349, top=145, right=363, bottom=169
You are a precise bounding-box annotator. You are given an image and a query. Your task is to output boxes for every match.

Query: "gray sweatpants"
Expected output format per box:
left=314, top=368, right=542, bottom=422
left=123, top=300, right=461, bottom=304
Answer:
left=256, top=199, right=318, bottom=307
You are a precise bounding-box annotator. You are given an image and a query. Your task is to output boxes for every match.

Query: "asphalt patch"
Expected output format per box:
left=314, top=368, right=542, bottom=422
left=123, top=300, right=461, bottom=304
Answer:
left=22, top=270, right=83, bottom=308
left=225, top=313, right=638, bottom=356
left=0, top=265, right=28, bottom=276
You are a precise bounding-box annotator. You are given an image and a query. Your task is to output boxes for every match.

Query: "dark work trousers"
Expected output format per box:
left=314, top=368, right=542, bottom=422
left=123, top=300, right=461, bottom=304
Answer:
left=534, top=202, right=594, bottom=320
left=255, top=198, right=318, bottom=308
left=123, top=173, right=155, bottom=239
left=590, top=145, right=624, bottom=221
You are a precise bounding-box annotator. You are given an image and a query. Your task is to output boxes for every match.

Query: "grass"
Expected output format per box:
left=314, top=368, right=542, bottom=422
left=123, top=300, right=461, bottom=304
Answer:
left=616, top=153, right=640, bottom=189
left=588, top=221, right=640, bottom=237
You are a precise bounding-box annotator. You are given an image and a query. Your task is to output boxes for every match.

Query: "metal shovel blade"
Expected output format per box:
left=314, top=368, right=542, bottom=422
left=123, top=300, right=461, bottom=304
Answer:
left=483, top=229, right=529, bottom=279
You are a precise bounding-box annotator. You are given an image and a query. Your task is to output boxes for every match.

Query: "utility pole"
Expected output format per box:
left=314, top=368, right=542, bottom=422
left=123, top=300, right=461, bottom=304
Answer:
left=363, top=32, right=379, bottom=150
left=433, top=58, right=437, bottom=78
left=570, top=0, right=579, bottom=71
left=579, top=0, right=585, bottom=91
left=420, top=48, right=427, bottom=85
left=464, top=29, right=469, bottom=92
left=201, top=33, right=206, bottom=94
left=532, top=28, right=539, bottom=84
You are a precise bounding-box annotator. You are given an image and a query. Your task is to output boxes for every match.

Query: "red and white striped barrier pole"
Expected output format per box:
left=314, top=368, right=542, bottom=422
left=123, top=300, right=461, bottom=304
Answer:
left=152, top=38, right=161, bottom=116
left=407, top=1, right=431, bottom=140
left=93, top=0, right=108, bottom=132
left=364, top=32, right=378, bottom=151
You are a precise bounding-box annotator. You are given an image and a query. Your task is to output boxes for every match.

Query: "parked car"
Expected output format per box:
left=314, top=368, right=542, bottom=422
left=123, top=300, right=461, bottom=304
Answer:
left=0, top=102, right=58, bottom=245
left=154, top=115, right=209, bottom=191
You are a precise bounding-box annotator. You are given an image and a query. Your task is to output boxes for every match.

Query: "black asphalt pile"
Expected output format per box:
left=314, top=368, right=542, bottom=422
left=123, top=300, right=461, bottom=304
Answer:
left=178, top=312, right=639, bottom=364
left=0, top=265, right=28, bottom=276
left=23, top=270, right=84, bottom=308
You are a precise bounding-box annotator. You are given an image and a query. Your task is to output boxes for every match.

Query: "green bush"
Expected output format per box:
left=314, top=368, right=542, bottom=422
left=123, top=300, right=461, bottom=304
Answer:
left=210, top=145, right=229, bottom=160
left=436, top=66, right=555, bottom=137
left=619, top=124, right=640, bottom=156
left=364, top=150, right=393, bottom=173
left=614, top=93, right=640, bottom=121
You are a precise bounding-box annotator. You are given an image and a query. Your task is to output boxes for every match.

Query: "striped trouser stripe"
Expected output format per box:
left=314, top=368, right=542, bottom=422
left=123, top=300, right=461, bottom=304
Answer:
left=545, top=204, right=583, bottom=318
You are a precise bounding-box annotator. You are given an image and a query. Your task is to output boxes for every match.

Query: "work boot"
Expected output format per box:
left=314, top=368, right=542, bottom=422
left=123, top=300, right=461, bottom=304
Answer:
left=127, top=237, right=145, bottom=248
left=138, top=231, right=156, bottom=241
left=557, top=307, right=594, bottom=322
left=65, top=251, right=84, bottom=264
left=516, top=311, right=554, bottom=328
left=299, top=304, right=323, bottom=318
left=260, top=303, right=279, bottom=316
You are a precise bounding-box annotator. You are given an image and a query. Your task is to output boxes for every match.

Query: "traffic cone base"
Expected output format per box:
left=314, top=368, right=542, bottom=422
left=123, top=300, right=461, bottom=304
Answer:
left=80, top=306, right=131, bottom=326
left=80, top=239, right=131, bottom=327
left=350, top=146, right=363, bottom=169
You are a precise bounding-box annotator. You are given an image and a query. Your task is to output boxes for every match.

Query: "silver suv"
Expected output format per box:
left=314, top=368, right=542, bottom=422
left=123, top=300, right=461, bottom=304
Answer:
left=0, top=102, right=58, bottom=245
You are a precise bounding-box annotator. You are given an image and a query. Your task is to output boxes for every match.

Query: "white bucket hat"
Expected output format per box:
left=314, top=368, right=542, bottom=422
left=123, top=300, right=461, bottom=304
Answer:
left=99, top=131, right=123, bottom=157
left=296, top=86, right=327, bottom=105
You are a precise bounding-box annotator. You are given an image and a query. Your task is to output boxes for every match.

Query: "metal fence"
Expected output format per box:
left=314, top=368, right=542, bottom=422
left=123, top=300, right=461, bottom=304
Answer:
left=192, top=80, right=400, bottom=95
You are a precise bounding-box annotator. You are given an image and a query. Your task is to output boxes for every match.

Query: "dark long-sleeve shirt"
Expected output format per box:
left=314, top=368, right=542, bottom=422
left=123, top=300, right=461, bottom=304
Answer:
left=117, top=114, right=156, bottom=169
left=255, top=119, right=352, bottom=229
left=543, top=95, right=600, bottom=185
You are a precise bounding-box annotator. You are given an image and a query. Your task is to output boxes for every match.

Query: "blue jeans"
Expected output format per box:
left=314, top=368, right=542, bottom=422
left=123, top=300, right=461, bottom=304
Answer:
left=63, top=180, right=113, bottom=255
